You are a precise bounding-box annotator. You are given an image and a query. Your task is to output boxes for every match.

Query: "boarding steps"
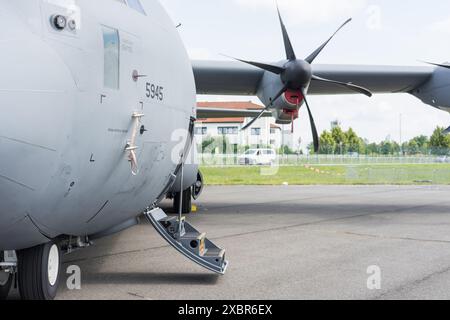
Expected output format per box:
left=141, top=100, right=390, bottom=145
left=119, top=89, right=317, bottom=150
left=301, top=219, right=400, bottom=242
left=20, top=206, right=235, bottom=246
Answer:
left=144, top=121, right=227, bottom=275
left=144, top=207, right=228, bottom=275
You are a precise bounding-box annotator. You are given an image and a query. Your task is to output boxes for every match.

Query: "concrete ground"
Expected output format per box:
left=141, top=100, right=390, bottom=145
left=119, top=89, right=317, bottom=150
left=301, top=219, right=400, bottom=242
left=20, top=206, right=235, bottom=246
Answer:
left=12, top=185, right=450, bottom=300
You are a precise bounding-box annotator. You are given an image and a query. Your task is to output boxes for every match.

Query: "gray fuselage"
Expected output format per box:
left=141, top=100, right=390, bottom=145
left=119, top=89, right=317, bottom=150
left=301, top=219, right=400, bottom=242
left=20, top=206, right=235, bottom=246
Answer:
left=0, top=0, right=196, bottom=250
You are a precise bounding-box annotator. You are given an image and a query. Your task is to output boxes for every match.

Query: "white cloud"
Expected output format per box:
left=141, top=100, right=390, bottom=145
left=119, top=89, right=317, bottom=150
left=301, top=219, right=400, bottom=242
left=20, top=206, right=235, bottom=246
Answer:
left=429, top=17, right=450, bottom=34
left=161, top=0, right=450, bottom=147
left=234, top=0, right=367, bottom=24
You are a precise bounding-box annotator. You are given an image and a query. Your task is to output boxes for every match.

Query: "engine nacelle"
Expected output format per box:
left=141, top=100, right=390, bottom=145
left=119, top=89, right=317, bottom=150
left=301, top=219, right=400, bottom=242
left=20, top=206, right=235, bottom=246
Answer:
left=412, top=67, right=450, bottom=114
left=168, top=164, right=201, bottom=194
left=256, top=70, right=303, bottom=124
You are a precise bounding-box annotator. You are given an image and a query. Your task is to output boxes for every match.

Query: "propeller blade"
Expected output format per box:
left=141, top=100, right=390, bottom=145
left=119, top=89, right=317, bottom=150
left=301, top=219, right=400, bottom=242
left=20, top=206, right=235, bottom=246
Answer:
left=270, top=84, right=289, bottom=106
left=311, top=75, right=373, bottom=97
left=305, top=18, right=352, bottom=64
left=224, top=55, right=285, bottom=74
left=241, top=108, right=269, bottom=131
left=241, top=84, right=288, bottom=131
left=421, top=61, right=450, bottom=69
left=301, top=88, right=320, bottom=153
left=277, top=5, right=296, bottom=61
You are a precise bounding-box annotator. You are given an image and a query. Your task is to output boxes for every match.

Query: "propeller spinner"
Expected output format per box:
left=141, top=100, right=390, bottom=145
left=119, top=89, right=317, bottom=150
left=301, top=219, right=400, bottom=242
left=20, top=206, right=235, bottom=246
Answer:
left=231, top=6, right=372, bottom=152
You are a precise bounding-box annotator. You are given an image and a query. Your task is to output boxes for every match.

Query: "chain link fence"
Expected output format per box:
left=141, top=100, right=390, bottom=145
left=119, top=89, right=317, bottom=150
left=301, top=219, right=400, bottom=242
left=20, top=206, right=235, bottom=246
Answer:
left=198, top=154, right=449, bottom=167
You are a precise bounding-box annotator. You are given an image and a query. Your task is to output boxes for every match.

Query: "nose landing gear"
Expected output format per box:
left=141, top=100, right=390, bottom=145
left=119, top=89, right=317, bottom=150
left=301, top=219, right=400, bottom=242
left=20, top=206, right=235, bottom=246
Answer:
left=17, top=241, right=62, bottom=300
left=173, top=187, right=192, bottom=214
left=0, top=251, right=16, bottom=300
left=0, top=269, right=12, bottom=300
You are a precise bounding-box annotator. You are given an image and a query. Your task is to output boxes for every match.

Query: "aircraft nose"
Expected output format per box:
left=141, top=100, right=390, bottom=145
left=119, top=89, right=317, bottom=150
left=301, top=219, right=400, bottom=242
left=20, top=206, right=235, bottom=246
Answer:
left=0, top=8, right=72, bottom=90
left=0, top=7, right=77, bottom=239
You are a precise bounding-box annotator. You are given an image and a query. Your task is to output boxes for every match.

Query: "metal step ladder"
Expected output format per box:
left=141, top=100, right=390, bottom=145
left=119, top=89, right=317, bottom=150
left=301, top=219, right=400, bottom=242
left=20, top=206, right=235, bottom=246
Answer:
left=144, top=207, right=228, bottom=275
left=145, top=126, right=227, bottom=275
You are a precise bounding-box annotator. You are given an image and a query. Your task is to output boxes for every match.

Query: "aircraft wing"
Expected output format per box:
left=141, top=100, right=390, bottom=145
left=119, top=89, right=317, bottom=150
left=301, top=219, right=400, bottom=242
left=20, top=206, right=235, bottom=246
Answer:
left=193, top=61, right=265, bottom=96
left=197, top=108, right=272, bottom=119
left=192, top=60, right=434, bottom=96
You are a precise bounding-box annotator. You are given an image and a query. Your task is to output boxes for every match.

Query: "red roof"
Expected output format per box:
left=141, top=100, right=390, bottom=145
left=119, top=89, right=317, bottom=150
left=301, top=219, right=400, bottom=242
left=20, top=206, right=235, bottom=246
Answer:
left=199, top=118, right=245, bottom=124
left=196, top=101, right=264, bottom=123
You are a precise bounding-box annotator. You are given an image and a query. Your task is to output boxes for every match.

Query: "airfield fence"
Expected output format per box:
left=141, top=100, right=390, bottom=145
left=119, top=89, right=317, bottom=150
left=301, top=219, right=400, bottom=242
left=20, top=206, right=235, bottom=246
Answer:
left=198, top=154, right=449, bottom=167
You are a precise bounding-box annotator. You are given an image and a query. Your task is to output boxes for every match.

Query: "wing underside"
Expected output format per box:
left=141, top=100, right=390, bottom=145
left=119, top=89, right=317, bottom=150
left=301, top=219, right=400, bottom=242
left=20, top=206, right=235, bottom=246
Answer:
left=197, top=108, right=272, bottom=119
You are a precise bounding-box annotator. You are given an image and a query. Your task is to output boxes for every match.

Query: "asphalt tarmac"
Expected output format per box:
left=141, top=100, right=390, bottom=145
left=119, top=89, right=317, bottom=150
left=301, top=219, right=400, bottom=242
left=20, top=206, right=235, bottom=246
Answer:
left=12, top=185, right=450, bottom=300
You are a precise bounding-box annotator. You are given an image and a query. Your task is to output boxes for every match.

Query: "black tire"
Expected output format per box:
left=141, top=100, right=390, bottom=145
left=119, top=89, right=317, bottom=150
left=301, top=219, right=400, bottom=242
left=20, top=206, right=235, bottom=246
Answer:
left=0, top=271, right=12, bottom=300
left=173, top=187, right=192, bottom=214
left=17, top=241, right=62, bottom=300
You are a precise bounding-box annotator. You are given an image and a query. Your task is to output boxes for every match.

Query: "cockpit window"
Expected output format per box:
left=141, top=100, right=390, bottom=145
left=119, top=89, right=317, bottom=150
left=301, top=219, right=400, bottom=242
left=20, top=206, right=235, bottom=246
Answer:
left=102, top=26, right=120, bottom=90
left=126, top=0, right=146, bottom=15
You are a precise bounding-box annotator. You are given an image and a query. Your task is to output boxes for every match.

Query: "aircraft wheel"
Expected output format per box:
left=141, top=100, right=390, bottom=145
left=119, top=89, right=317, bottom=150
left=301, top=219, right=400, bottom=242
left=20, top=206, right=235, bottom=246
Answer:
left=18, top=241, right=62, bottom=300
left=0, top=270, right=12, bottom=300
left=174, top=187, right=192, bottom=214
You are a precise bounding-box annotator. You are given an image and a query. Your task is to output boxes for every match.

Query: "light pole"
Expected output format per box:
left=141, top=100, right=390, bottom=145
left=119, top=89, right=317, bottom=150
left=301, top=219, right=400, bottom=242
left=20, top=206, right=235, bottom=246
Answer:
left=399, top=113, right=403, bottom=155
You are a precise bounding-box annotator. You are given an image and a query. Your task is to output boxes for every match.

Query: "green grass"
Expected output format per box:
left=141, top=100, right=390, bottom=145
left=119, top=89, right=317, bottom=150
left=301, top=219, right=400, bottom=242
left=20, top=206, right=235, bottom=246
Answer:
left=201, top=164, right=450, bottom=185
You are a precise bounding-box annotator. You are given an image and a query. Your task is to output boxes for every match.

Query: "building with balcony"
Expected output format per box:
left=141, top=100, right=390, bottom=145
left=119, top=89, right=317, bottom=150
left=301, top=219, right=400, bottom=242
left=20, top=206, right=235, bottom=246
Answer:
left=196, top=102, right=294, bottom=153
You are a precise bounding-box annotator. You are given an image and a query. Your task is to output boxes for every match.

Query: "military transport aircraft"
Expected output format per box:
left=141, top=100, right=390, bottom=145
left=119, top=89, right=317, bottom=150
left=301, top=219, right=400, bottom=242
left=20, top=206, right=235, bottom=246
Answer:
left=1, top=0, right=449, bottom=300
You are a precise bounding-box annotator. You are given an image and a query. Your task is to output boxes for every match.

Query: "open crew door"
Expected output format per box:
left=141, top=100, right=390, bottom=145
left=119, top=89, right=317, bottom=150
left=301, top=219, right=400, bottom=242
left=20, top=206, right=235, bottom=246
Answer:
left=144, top=208, right=228, bottom=275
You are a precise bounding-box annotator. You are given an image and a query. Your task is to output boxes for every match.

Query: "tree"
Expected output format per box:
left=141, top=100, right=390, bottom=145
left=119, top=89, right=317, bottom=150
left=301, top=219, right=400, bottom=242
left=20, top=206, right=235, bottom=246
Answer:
left=331, top=126, right=346, bottom=154
left=406, top=135, right=429, bottom=155
left=319, top=130, right=335, bottom=154
left=198, top=136, right=215, bottom=154
left=392, top=141, right=401, bottom=154
left=414, top=135, right=429, bottom=150
left=307, top=142, right=316, bottom=155
left=199, top=136, right=234, bottom=154
left=430, top=127, right=450, bottom=155
left=345, top=128, right=362, bottom=153
left=305, top=125, right=441, bottom=156
left=279, top=145, right=296, bottom=155
left=366, top=143, right=379, bottom=155
left=379, top=141, right=390, bottom=155
left=401, top=142, right=409, bottom=155
left=379, top=140, right=400, bottom=155
left=407, top=139, right=419, bottom=155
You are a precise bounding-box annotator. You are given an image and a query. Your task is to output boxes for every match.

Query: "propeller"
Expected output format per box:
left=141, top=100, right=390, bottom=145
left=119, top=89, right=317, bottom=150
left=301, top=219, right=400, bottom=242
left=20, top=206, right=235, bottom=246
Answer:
left=311, top=75, right=372, bottom=97
left=227, top=56, right=284, bottom=74
left=241, top=84, right=288, bottom=131
left=230, top=5, right=372, bottom=152
left=422, top=61, right=450, bottom=69
left=302, top=88, right=319, bottom=153
left=305, top=18, right=352, bottom=64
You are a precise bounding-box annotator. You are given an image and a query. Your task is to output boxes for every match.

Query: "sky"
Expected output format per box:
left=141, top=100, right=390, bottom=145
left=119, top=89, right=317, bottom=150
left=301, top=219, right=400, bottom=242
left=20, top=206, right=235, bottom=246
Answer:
left=159, top=0, right=450, bottom=149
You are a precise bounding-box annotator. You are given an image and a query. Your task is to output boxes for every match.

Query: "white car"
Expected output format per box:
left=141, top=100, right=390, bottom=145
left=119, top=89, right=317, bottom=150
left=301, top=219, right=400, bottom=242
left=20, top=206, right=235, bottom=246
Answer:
left=437, top=156, right=450, bottom=163
left=239, top=149, right=277, bottom=165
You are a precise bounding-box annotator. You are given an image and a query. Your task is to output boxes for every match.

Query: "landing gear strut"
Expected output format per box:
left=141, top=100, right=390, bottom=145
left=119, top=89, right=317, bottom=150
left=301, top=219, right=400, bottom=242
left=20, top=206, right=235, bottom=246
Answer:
left=17, top=241, right=62, bottom=300
left=0, top=270, right=12, bottom=300
left=173, top=187, right=192, bottom=214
